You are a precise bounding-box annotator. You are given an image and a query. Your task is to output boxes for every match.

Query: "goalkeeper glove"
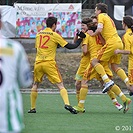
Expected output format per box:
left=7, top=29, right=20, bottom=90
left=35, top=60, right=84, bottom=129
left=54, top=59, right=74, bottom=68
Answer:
left=76, top=31, right=86, bottom=38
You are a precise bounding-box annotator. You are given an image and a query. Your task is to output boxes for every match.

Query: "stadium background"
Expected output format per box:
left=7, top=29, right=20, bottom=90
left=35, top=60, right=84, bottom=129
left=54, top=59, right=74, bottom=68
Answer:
left=1, top=0, right=130, bottom=53
left=0, top=0, right=131, bottom=91
left=0, top=0, right=104, bottom=9
left=1, top=2, right=132, bottom=133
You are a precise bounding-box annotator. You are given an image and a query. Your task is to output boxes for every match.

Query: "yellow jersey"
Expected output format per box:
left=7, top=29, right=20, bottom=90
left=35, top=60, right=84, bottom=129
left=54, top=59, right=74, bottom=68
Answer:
left=123, top=28, right=133, bottom=55
left=123, top=28, right=133, bottom=84
left=35, top=28, right=67, bottom=63
left=83, top=33, right=102, bottom=60
left=98, top=13, right=118, bottom=41
left=81, top=33, right=90, bottom=58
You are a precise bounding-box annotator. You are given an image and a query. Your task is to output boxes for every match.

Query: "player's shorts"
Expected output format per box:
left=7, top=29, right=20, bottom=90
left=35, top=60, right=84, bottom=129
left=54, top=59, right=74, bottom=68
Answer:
left=75, top=56, right=90, bottom=81
left=34, top=61, right=62, bottom=84
left=83, top=61, right=113, bottom=81
left=109, top=54, right=121, bottom=65
left=128, top=57, right=133, bottom=85
left=97, top=35, right=123, bottom=63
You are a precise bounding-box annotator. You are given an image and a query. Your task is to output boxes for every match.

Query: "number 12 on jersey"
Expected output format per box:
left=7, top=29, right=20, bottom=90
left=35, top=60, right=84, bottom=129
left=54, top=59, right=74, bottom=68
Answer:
left=39, top=35, right=50, bottom=48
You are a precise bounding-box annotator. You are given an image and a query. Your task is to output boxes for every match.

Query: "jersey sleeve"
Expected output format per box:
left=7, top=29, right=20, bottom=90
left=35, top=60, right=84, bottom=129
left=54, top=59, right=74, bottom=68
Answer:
left=98, top=14, right=104, bottom=24
left=82, top=33, right=89, bottom=46
left=123, top=34, right=131, bottom=51
left=54, top=33, right=68, bottom=47
left=17, top=45, right=32, bottom=88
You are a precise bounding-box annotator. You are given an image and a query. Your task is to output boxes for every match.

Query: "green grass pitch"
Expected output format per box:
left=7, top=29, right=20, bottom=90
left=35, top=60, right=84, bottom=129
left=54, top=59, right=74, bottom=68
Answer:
left=22, top=94, right=133, bottom=133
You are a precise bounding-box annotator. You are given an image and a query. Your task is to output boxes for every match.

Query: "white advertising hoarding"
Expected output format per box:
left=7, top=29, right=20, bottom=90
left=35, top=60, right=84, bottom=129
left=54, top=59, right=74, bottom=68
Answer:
left=14, top=3, right=82, bottom=38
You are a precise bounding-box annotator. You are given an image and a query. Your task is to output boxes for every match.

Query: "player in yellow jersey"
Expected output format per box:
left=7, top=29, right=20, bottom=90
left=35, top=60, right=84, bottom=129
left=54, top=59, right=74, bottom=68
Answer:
left=91, top=15, right=130, bottom=91
left=87, top=3, right=131, bottom=113
left=74, top=17, right=106, bottom=103
left=28, top=17, right=84, bottom=114
left=74, top=18, right=92, bottom=103
left=91, top=15, right=124, bottom=110
left=74, top=19, right=123, bottom=113
left=114, top=16, right=133, bottom=95
left=91, top=16, right=123, bottom=110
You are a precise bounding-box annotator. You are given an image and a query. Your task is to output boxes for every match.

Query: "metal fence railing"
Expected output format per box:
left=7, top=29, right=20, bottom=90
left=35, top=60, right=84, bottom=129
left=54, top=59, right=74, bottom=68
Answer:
left=0, top=0, right=105, bottom=9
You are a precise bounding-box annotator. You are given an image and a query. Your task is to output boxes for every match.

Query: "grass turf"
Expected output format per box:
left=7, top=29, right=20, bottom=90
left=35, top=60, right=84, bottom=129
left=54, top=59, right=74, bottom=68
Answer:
left=22, top=94, right=133, bottom=133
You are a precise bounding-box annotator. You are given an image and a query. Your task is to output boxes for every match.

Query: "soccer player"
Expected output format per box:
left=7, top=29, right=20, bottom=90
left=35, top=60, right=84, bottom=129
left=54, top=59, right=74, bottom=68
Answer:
left=91, top=15, right=124, bottom=110
left=28, top=17, right=84, bottom=114
left=74, top=19, right=124, bottom=113
left=114, top=16, right=133, bottom=95
left=87, top=3, right=129, bottom=92
left=75, top=17, right=123, bottom=112
left=74, top=18, right=92, bottom=103
left=0, top=11, right=32, bottom=133
left=90, top=15, right=130, bottom=90
left=79, top=3, right=131, bottom=113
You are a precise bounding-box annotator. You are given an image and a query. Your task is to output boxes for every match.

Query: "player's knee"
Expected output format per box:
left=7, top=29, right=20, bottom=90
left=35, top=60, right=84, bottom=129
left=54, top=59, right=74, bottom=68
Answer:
left=81, top=84, right=88, bottom=89
left=56, top=82, right=64, bottom=90
left=91, top=58, right=99, bottom=66
left=32, top=82, right=39, bottom=89
left=75, top=81, right=81, bottom=90
left=111, top=63, right=119, bottom=73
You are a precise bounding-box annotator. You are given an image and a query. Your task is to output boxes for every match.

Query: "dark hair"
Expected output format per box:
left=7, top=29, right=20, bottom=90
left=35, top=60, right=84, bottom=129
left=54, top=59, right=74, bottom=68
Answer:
left=96, top=3, right=108, bottom=13
left=86, top=19, right=97, bottom=32
left=46, top=17, right=57, bottom=28
left=82, top=17, right=92, bottom=24
left=90, top=15, right=97, bottom=20
left=123, top=16, right=133, bottom=32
